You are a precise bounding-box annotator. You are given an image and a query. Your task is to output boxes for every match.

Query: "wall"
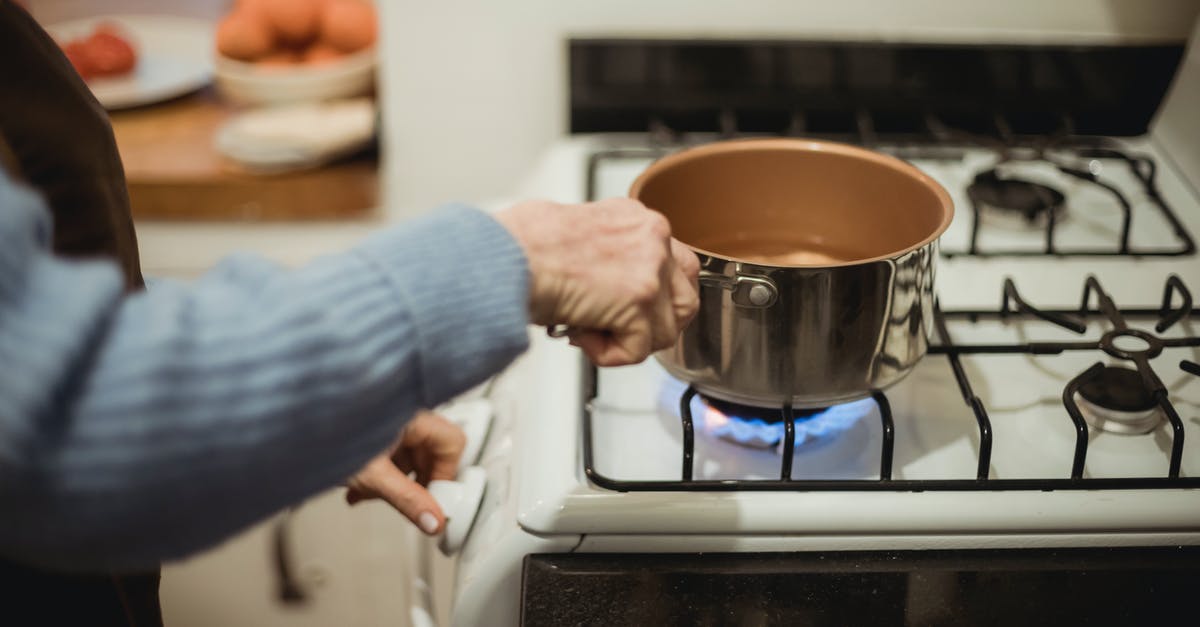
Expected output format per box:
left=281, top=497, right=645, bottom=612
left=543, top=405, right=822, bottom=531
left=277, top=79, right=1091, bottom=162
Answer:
left=26, top=0, right=226, bottom=21
left=1154, top=15, right=1200, bottom=186
left=377, top=0, right=1200, bottom=215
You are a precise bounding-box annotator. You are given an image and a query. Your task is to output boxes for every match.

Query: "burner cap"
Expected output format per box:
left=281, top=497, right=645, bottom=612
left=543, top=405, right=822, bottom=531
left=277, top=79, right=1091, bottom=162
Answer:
left=1076, top=366, right=1156, bottom=413
left=701, top=396, right=827, bottom=424
left=968, top=169, right=1065, bottom=222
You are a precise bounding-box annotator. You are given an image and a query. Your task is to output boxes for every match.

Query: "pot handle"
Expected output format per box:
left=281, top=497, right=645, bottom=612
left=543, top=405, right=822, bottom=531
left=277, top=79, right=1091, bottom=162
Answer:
left=698, top=270, right=778, bottom=308
left=547, top=269, right=777, bottom=338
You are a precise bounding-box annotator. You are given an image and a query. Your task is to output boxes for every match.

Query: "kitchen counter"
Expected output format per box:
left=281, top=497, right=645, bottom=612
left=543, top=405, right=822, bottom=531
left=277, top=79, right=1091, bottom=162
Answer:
left=110, top=87, right=378, bottom=222
left=108, top=86, right=395, bottom=277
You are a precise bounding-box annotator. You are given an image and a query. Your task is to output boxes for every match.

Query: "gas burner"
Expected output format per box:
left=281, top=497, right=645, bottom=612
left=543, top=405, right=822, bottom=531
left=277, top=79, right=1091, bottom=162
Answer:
left=692, top=393, right=874, bottom=451
left=701, top=396, right=826, bottom=424
left=968, top=169, right=1066, bottom=227
left=1074, top=366, right=1163, bottom=435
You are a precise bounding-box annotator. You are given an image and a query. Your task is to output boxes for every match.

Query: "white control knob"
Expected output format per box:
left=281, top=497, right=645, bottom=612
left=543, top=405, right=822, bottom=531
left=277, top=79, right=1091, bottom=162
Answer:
left=427, top=466, right=487, bottom=556
left=437, top=398, right=494, bottom=470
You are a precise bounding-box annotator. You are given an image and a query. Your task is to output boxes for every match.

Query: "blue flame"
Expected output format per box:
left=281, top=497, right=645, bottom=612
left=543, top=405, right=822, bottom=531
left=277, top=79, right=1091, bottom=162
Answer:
left=710, top=398, right=875, bottom=448
left=660, top=375, right=874, bottom=449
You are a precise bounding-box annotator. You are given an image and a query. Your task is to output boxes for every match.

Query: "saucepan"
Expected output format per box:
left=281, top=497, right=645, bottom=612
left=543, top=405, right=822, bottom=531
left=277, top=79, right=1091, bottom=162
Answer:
left=630, top=138, right=954, bottom=408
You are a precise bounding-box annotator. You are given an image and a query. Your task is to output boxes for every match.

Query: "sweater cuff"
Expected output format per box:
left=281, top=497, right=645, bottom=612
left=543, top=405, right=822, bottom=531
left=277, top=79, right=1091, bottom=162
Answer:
left=355, top=204, right=530, bottom=406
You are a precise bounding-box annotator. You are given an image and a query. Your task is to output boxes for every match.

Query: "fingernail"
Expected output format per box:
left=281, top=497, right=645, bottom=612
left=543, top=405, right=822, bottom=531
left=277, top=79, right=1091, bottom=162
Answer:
left=418, top=511, right=440, bottom=535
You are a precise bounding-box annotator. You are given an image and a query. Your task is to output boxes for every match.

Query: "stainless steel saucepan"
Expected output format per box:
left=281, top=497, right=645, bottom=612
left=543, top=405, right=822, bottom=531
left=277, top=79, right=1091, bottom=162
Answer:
left=630, top=138, right=954, bottom=408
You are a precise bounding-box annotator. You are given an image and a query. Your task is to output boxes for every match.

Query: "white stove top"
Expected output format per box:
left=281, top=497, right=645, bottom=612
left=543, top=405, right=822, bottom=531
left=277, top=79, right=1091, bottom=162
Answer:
left=583, top=135, right=1199, bottom=477
left=482, top=133, right=1200, bottom=539
left=497, top=335, right=1200, bottom=540
left=590, top=316, right=1200, bottom=484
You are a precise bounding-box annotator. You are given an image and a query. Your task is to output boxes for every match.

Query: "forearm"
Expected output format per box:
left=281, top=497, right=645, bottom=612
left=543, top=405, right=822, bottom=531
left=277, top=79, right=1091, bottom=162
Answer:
left=0, top=203, right=529, bottom=570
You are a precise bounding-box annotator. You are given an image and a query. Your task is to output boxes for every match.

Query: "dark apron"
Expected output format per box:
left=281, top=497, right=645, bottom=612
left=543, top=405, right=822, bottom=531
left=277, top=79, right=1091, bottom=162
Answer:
left=1, top=2, right=160, bottom=625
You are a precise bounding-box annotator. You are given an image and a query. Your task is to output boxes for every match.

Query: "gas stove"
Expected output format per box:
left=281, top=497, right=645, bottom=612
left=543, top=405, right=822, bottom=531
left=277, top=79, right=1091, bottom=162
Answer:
left=420, top=34, right=1200, bottom=627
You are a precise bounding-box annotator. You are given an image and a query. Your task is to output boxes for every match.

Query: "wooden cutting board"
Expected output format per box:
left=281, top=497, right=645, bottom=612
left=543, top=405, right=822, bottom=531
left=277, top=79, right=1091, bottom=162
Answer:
left=109, top=87, right=379, bottom=221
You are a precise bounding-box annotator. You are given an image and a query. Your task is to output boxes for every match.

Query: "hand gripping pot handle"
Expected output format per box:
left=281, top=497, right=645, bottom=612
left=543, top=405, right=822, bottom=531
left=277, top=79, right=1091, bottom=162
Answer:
left=546, top=267, right=778, bottom=338
left=698, top=268, right=778, bottom=308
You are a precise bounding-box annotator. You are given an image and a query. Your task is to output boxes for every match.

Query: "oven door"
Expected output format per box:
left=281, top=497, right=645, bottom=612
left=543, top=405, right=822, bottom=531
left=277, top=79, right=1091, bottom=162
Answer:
left=522, top=547, right=1200, bottom=626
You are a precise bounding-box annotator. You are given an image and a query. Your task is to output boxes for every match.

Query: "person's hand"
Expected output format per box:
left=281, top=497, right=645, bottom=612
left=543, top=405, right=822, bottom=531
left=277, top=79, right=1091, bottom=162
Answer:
left=494, top=197, right=701, bottom=367
left=345, top=410, right=466, bottom=535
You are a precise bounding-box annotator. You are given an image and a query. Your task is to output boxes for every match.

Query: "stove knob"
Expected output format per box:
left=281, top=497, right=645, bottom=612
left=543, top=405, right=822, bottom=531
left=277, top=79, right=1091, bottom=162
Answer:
left=437, top=398, right=494, bottom=470
left=427, top=465, right=487, bottom=556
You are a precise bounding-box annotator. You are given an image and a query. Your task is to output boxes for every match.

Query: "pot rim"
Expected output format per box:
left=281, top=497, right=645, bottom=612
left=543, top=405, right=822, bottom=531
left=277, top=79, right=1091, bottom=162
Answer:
left=628, top=137, right=955, bottom=268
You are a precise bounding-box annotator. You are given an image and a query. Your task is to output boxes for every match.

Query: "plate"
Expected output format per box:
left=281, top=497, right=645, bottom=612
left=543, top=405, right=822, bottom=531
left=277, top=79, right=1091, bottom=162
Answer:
left=214, top=98, right=377, bottom=173
left=44, top=15, right=215, bottom=110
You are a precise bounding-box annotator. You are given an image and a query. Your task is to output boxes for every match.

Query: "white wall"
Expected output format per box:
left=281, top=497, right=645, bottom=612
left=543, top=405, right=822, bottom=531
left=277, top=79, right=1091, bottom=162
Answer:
left=377, top=0, right=1200, bottom=215
left=1154, top=16, right=1200, bottom=183
left=26, top=0, right=226, bottom=22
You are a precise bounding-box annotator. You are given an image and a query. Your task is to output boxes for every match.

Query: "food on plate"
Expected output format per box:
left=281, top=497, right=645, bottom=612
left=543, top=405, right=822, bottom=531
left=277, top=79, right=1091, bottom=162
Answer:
left=319, top=0, right=377, bottom=53
left=217, top=0, right=376, bottom=67
left=60, top=23, right=138, bottom=80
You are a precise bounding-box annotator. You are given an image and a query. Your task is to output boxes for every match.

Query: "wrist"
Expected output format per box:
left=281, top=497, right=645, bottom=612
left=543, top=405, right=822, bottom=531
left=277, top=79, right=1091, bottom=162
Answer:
left=493, top=201, right=560, bottom=325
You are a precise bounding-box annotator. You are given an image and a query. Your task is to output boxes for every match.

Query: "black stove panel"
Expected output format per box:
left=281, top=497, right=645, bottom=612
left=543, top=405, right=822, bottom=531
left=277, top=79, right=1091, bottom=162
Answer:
left=523, top=548, right=1200, bottom=627
left=569, top=39, right=1185, bottom=138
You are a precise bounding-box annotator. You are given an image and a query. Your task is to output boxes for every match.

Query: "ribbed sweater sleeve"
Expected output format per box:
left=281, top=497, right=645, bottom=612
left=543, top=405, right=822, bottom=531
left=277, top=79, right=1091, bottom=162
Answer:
left=0, top=171, right=529, bottom=570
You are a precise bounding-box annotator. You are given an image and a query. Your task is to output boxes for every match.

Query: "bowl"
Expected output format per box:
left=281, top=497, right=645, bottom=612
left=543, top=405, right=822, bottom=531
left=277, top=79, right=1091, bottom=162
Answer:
left=213, top=47, right=375, bottom=105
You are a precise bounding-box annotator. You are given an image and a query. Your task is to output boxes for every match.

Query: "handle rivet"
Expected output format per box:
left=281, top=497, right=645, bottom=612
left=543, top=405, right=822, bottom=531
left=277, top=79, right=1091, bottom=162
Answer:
left=748, top=284, right=773, bottom=306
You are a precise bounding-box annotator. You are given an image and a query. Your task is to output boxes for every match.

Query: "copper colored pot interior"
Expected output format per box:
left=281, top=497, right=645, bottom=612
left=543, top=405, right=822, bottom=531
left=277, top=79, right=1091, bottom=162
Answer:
left=630, top=139, right=953, bottom=266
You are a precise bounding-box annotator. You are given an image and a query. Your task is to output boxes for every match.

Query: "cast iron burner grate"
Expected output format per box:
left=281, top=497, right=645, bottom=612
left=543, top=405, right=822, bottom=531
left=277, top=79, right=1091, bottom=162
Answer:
left=952, top=145, right=1195, bottom=257
left=580, top=275, right=1200, bottom=492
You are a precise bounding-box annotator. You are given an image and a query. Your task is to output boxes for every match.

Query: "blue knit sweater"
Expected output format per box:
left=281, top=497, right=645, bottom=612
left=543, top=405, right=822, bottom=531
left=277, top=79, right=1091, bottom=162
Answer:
left=0, top=169, right=530, bottom=570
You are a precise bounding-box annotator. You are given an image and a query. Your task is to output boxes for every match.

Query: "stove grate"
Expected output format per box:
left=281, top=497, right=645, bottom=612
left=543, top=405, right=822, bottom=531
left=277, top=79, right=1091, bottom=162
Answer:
left=951, top=144, right=1196, bottom=258
left=586, top=135, right=1196, bottom=259
left=581, top=275, right=1200, bottom=492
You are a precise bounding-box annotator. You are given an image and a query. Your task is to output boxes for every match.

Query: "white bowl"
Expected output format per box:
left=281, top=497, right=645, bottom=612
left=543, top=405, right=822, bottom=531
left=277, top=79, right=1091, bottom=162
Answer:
left=214, top=47, right=376, bottom=105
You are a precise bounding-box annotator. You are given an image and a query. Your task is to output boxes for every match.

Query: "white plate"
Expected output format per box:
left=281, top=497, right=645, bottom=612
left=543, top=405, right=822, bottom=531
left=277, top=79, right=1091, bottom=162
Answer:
left=214, top=98, right=377, bottom=173
left=45, top=15, right=215, bottom=110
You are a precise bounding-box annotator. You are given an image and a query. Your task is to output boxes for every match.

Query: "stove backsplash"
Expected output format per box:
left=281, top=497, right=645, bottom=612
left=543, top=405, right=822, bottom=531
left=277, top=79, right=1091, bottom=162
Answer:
left=569, top=39, right=1185, bottom=139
